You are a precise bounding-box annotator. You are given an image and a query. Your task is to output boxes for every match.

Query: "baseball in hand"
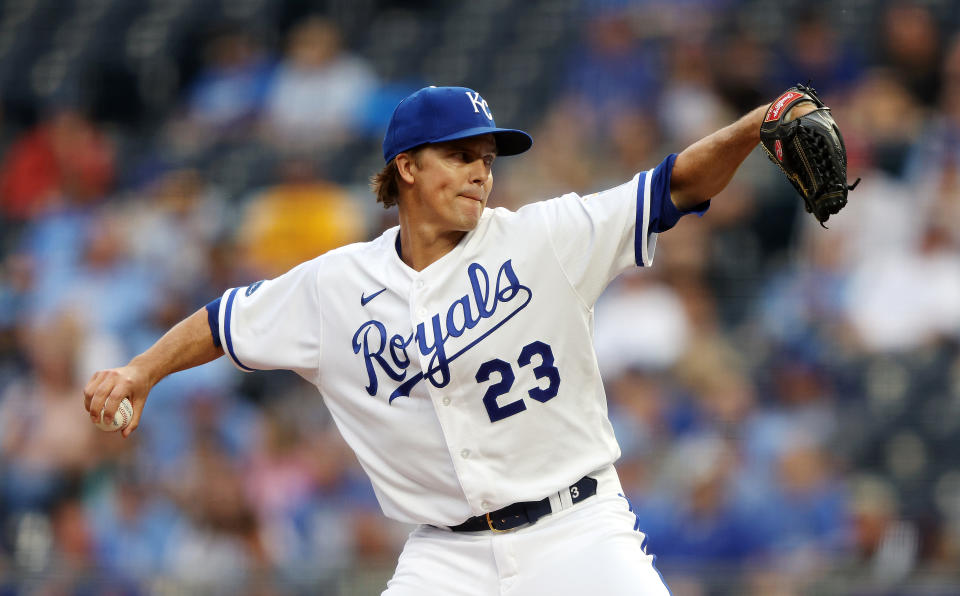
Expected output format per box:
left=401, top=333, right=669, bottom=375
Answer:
left=95, top=398, right=133, bottom=432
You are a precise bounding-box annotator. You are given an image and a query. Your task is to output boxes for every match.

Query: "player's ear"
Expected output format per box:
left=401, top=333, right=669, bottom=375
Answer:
left=395, top=152, right=418, bottom=185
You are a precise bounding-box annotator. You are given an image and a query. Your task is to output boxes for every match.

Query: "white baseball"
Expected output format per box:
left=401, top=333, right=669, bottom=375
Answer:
left=95, top=398, right=133, bottom=432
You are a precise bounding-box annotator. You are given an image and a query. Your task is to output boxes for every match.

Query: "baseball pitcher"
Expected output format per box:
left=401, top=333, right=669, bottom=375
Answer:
left=84, top=84, right=853, bottom=594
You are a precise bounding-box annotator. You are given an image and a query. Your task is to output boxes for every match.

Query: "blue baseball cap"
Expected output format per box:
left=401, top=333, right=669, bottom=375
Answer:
left=382, top=86, right=533, bottom=163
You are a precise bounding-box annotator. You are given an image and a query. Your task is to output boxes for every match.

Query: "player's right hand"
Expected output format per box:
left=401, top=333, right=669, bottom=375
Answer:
left=83, top=365, right=151, bottom=438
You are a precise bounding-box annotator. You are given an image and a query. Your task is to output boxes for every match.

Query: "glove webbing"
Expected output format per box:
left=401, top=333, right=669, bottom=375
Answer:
left=797, top=124, right=861, bottom=227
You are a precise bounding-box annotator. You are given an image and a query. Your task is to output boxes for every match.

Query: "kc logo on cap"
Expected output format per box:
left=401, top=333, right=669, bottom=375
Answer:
left=382, top=86, right=532, bottom=163
left=465, top=91, right=493, bottom=120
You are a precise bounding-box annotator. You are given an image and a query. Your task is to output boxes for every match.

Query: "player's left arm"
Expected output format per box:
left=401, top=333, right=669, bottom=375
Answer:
left=669, top=103, right=815, bottom=211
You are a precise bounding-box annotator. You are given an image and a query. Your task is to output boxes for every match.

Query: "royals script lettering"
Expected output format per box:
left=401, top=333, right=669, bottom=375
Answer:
left=352, top=259, right=532, bottom=402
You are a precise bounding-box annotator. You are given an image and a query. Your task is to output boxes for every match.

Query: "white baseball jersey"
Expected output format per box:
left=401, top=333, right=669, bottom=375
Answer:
left=212, top=153, right=706, bottom=526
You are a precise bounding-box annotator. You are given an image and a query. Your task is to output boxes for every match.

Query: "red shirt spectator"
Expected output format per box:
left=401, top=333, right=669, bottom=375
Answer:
left=0, top=109, right=114, bottom=220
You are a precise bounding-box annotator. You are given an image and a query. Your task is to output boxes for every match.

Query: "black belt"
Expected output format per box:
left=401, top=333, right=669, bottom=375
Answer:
left=450, top=476, right=598, bottom=532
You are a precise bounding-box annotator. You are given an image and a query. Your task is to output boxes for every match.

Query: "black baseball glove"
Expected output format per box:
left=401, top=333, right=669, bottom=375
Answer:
left=759, top=83, right=859, bottom=226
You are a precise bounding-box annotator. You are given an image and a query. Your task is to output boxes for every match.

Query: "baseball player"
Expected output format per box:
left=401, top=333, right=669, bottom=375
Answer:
left=84, top=86, right=808, bottom=595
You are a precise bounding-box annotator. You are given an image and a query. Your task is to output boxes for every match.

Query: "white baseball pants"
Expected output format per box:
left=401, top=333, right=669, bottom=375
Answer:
left=382, top=466, right=671, bottom=596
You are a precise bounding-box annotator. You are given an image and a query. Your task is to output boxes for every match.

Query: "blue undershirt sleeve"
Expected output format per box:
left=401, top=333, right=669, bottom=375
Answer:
left=205, top=297, right=222, bottom=349
left=647, top=153, right=710, bottom=234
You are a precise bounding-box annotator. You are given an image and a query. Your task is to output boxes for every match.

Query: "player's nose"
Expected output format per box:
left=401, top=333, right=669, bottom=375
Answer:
left=468, top=159, right=490, bottom=186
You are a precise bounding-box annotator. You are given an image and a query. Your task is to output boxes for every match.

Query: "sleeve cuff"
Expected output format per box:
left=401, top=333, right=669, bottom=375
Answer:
left=634, top=153, right=711, bottom=267
left=221, top=287, right=255, bottom=372
left=635, top=169, right=656, bottom=267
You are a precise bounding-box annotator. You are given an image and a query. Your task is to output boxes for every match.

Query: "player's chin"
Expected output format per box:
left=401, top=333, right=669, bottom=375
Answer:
left=456, top=198, right=485, bottom=228
left=456, top=215, right=482, bottom=232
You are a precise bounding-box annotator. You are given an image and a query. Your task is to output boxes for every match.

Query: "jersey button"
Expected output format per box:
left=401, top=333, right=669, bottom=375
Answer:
left=481, top=501, right=491, bottom=510
left=415, top=280, right=425, bottom=289
left=417, top=308, right=427, bottom=317
left=460, top=449, right=470, bottom=459
left=442, top=397, right=451, bottom=406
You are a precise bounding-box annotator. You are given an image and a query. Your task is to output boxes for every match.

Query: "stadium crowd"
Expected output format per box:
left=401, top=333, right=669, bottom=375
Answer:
left=1, top=0, right=959, bottom=594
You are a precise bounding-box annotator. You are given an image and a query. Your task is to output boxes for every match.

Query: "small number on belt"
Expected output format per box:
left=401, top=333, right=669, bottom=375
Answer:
left=570, top=486, right=579, bottom=498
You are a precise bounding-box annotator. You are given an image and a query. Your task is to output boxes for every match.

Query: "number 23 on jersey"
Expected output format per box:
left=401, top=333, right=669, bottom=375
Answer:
left=475, top=340, right=561, bottom=423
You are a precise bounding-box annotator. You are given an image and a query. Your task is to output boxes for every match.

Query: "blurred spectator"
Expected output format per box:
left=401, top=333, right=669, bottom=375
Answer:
left=21, top=211, right=159, bottom=352
left=184, top=23, right=275, bottom=137
left=237, top=157, right=365, bottom=277
left=49, top=497, right=97, bottom=581
left=875, top=1, right=944, bottom=106
left=133, top=371, right=247, bottom=481
left=562, top=9, right=662, bottom=137
left=637, top=436, right=764, bottom=567
left=605, top=109, right=663, bottom=183
left=671, top=277, right=755, bottom=432
left=263, top=17, right=379, bottom=151
left=496, top=99, right=601, bottom=209
left=605, top=368, right=690, bottom=511
left=245, top=409, right=358, bottom=590
left=845, top=223, right=960, bottom=352
left=747, top=356, right=838, bottom=463
left=0, top=314, right=98, bottom=512
left=658, top=36, right=730, bottom=147
left=772, top=10, right=864, bottom=96
left=842, top=69, right=925, bottom=178
left=685, top=363, right=756, bottom=433
left=87, top=466, right=182, bottom=585
left=594, top=271, right=691, bottom=378
left=904, top=33, right=960, bottom=244
left=758, top=224, right=854, bottom=357
left=165, top=437, right=263, bottom=591
left=0, top=107, right=114, bottom=222
left=711, top=28, right=773, bottom=114
left=123, top=167, right=231, bottom=298
left=607, top=368, right=675, bottom=459
left=755, top=442, right=851, bottom=568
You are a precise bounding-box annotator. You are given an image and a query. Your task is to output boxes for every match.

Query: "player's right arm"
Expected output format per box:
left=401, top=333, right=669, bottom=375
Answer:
left=83, top=307, right=223, bottom=438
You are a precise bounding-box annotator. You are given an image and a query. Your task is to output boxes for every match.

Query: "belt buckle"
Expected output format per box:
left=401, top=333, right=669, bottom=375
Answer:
left=485, top=512, right=508, bottom=533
